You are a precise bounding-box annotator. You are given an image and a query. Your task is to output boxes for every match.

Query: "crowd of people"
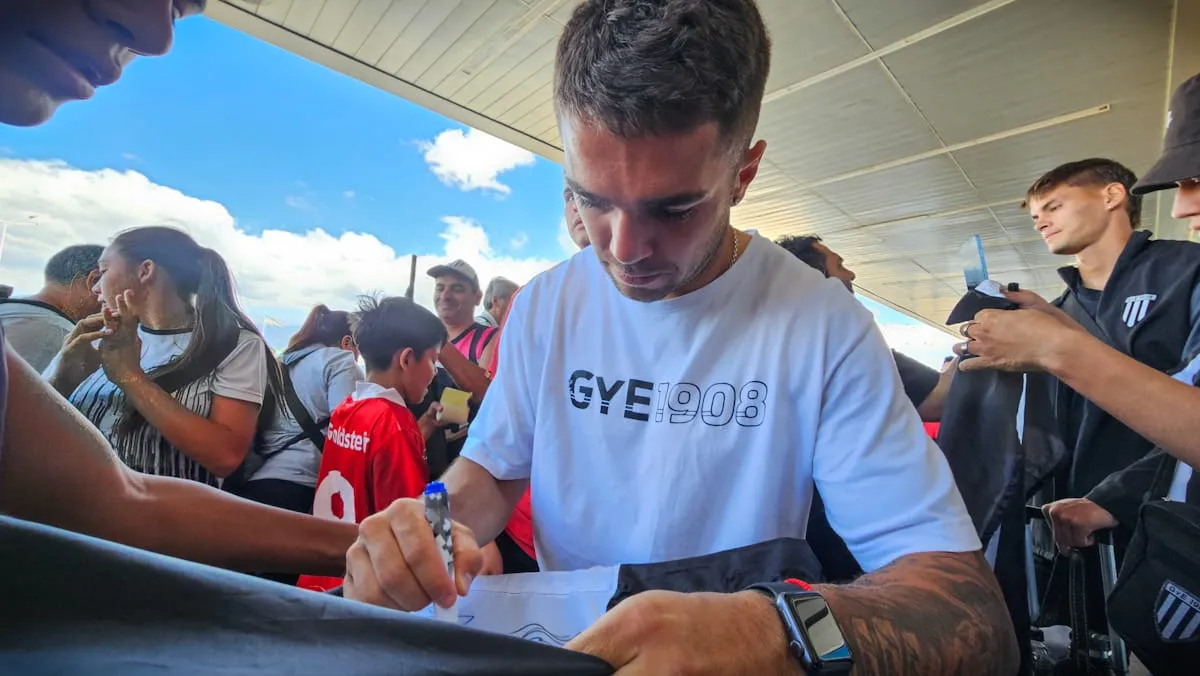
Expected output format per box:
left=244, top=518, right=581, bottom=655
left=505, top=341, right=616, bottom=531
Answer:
left=1, top=1, right=1199, bottom=675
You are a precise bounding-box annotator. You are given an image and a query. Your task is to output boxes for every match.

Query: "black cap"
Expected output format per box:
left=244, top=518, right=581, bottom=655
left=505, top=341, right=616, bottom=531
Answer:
left=1134, top=73, right=1200, bottom=195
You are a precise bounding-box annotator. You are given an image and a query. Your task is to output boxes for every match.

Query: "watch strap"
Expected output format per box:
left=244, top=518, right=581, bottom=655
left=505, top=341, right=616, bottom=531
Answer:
left=747, top=580, right=853, bottom=674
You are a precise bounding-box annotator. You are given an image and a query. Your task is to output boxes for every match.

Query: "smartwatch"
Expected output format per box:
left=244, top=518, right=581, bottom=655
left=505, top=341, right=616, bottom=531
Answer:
left=747, top=580, right=853, bottom=674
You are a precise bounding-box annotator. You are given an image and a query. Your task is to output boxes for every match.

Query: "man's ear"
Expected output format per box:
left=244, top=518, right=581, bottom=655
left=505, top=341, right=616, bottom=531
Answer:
left=85, top=269, right=100, bottom=290
left=733, top=139, right=767, bottom=205
left=340, top=335, right=355, bottom=352
left=1104, top=183, right=1128, bottom=212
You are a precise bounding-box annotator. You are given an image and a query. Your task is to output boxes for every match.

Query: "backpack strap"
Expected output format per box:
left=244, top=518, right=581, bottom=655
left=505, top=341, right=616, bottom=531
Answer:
left=277, top=358, right=327, bottom=453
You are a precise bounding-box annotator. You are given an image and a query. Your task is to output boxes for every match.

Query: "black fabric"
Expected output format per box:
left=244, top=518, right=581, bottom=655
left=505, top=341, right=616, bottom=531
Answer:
left=417, top=367, right=479, bottom=480
left=607, top=538, right=823, bottom=611
left=1188, top=467, right=1200, bottom=505
left=237, top=479, right=318, bottom=586
left=1106, top=498, right=1200, bottom=676
left=936, top=368, right=1027, bottom=543
left=1086, top=449, right=1169, bottom=530
left=0, top=516, right=612, bottom=676
left=891, top=350, right=940, bottom=408
left=494, top=530, right=540, bottom=574
left=1052, top=232, right=1200, bottom=499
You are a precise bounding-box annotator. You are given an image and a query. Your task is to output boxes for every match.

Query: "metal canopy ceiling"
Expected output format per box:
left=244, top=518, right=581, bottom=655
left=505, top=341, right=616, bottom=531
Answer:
left=209, top=0, right=1178, bottom=328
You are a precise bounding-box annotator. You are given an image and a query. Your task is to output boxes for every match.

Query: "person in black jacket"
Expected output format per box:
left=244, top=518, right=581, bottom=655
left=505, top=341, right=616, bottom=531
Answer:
left=963, top=158, right=1200, bottom=510
left=962, top=73, right=1200, bottom=548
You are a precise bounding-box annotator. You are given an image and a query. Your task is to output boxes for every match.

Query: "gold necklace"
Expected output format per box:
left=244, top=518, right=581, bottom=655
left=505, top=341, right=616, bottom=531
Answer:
left=730, top=228, right=741, bottom=269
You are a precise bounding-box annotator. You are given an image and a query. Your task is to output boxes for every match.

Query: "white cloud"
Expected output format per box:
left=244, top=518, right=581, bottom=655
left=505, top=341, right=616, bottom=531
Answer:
left=343, top=190, right=356, bottom=199
left=509, top=232, right=529, bottom=250
left=418, top=128, right=536, bottom=195
left=0, top=159, right=562, bottom=346
left=121, top=152, right=140, bottom=161
left=284, top=194, right=314, bottom=211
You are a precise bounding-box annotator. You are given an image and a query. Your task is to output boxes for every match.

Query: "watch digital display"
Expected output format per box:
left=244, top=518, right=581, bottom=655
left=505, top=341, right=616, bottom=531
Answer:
left=789, top=595, right=852, bottom=663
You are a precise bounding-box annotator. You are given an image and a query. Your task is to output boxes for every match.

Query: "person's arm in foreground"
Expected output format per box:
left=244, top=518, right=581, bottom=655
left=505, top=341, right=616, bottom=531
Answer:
left=961, top=289, right=1200, bottom=470
left=566, top=549, right=1015, bottom=676
left=437, top=342, right=491, bottom=405
left=0, top=345, right=356, bottom=574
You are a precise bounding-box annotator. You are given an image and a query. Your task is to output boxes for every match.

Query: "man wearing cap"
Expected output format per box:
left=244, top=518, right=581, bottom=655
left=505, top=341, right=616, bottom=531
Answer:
left=960, top=74, right=1200, bottom=556
left=428, top=260, right=498, bottom=370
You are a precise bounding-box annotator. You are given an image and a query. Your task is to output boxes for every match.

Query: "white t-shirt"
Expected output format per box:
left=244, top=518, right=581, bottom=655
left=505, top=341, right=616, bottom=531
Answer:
left=0, top=300, right=75, bottom=373
left=463, top=234, right=980, bottom=572
left=1166, top=354, right=1200, bottom=501
left=49, top=327, right=268, bottom=486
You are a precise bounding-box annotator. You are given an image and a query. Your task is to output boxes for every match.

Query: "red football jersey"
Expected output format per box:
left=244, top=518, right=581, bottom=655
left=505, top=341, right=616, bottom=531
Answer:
left=297, top=384, right=428, bottom=592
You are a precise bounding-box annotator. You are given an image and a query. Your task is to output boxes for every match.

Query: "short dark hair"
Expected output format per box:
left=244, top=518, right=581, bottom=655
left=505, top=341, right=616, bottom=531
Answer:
left=352, top=295, right=447, bottom=373
left=555, top=0, right=771, bottom=150
left=776, top=235, right=828, bottom=275
left=1024, top=158, right=1143, bottom=229
left=44, top=245, right=103, bottom=285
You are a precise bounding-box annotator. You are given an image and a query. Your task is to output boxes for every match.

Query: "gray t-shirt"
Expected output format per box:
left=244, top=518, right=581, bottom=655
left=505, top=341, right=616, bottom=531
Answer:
left=47, top=327, right=268, bottom=486
left=0, top=300, right=75, bottom=373
left=251, top=345, right=363, bottom=487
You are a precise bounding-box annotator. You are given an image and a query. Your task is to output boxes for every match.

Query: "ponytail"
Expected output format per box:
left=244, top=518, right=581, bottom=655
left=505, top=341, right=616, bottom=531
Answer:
left=110, top=227, right=284, bottom=440
left=286, top=304, right=354, bottom=354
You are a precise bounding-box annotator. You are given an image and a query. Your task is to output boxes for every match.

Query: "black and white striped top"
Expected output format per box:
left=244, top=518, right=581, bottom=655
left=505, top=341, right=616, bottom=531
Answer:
left=62, top=327, right=268, bottom=486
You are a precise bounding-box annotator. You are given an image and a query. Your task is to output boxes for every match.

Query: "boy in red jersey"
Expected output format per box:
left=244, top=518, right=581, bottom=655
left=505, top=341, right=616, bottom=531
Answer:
left=298, top=296, right=447, bottom=591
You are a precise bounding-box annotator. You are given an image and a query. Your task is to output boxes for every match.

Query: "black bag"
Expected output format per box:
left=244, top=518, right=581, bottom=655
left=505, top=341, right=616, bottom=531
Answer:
left=223, top=355, right=328, bottom=495
left=1106, top=497, right=1200, bottom=676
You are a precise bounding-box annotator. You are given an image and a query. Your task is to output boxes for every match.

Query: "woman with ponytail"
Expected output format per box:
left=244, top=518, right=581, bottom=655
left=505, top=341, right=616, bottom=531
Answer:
left=46, top=226, right=278, bottom=487
left=240, top=305, right=363, bottom=516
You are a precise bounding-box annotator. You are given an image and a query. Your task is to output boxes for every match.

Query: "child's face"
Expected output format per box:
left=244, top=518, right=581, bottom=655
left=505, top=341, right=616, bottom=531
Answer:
left=401, top=346, right=440, bottom=404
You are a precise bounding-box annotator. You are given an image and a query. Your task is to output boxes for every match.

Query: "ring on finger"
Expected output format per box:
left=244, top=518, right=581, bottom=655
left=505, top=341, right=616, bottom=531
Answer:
left=959, top=321, right=974, bottom=338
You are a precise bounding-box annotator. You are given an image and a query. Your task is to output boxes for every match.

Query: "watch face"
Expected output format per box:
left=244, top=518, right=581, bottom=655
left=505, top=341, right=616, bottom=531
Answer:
left=788, top=595, right=852, bottom=663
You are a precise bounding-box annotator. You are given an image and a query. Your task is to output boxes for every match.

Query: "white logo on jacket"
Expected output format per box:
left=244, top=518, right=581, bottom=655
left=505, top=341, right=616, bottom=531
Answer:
left=1122, top=294, right=1157, bottom=328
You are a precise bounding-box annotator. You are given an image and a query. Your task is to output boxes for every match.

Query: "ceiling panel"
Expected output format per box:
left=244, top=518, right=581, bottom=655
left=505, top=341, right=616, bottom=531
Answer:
left=308, top=1, right=358, bottom=44
left=757, top=0, right=869, bottom=93
left=376, top=1, right=464, bottom=75
left=393, top=2, right=498, bottom=83
left=415, top=2, right=529, bottom=90
left=208, top=0, right=1178, bottom=334
left=281, top=0, right=325, bottom=35
left=868, top=208, right=1009, bottom=256
left=330, top=1, right=395, bottom=55
left=812, top=155, right=982, bottom=225
left=354, top=2, right=428, bottom=65
left=817, top=228, right=897, bottom=264
left=883, top=0, right=1172, bottom=146
left=835, top=0, right=995, bottom=48
left=735, top=189, right=859, bottom=236
left=952, top=99, right=1165, bottom=211
left=758, top=64, right=943, bottom=184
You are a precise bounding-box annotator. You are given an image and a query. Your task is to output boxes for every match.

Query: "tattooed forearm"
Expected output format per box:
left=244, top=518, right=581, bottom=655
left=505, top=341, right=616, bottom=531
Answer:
left=816, top=551, right=1018, bottom=676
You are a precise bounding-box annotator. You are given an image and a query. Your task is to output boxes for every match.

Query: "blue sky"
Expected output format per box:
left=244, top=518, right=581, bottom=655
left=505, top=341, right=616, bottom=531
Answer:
left=0, top=16, right=566, bottom=262
left=0, top=16, right=955, bottom=365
